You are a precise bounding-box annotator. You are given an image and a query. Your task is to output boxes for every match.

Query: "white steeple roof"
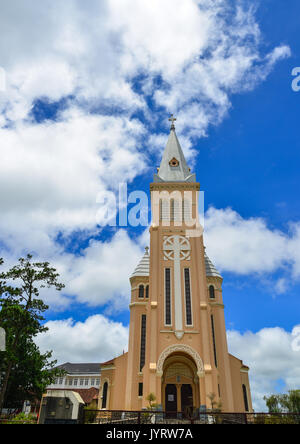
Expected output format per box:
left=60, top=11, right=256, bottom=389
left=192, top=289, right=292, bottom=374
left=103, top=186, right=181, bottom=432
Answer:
left=130, top=248, right=222, bottom=279
left=204, top=251, right=222, bottom=279
left=130, top=247, right=150, bottom=278
left=154, top=123, right=196, bottom=183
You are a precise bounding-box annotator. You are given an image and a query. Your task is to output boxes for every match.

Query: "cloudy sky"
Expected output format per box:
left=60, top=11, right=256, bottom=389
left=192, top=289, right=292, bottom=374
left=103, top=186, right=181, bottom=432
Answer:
left=1, top=0, right=300, bottom=411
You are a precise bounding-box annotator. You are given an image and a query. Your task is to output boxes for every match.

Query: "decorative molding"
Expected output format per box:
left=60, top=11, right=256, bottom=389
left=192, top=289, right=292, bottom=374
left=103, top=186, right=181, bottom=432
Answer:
left=156, top=344, right=204, bottom=378
left=129, top=302, right=148, bottom=308
left=101, top=366, right=115, bottom=371
left=163, top=236, right=191, bottom=337
left=169, top=157, right=180, bottom=167
left=209, top=302, right=225, bottom=309
left=150, top=183, right=200, bottom=191
left=204, top=364, right=212, bottom=374
left=160, top=330, right=200, bottom=334
left=163, top=235, right=191, bottom=262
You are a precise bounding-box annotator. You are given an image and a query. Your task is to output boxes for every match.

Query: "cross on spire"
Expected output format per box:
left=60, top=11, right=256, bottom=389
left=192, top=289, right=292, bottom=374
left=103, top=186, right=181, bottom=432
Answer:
left=168, top=114, right=177, bottom=130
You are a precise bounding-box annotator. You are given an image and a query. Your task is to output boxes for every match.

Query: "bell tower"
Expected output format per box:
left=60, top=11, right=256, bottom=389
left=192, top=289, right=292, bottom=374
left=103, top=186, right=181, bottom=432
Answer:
left=142, top=117, right=235, bottom=412
left=100, top=116, right=252, bottom=414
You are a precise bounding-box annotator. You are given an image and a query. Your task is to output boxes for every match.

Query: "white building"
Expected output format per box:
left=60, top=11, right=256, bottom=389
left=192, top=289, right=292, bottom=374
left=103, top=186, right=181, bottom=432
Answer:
left=47, top=363, right=101, bottom=390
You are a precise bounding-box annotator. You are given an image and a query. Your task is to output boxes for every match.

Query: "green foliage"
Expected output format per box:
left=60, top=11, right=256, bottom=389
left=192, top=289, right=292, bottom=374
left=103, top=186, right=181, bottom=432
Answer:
left=84, top=406, right=98, bottom=424
left=263, top=394, right=282, bottom=413
left=207, top=392, right=222, bottom=412
left=264, top=390, right=300, bottom=414
left=254, top=413, right=299, bottom=425
left=146, top=393, right=158, bottom=411
left=0, top=255, right=65, bottom=411
left=3, top=412, right=37, bottom=424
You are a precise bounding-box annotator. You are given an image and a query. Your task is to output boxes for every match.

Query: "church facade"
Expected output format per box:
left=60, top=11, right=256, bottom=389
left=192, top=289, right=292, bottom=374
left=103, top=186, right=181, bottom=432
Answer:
left=98, top=120, right=253, bottom=414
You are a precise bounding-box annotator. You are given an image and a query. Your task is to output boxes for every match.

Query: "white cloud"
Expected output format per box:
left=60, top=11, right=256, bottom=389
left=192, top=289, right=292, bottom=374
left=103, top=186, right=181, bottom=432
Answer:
left=0, top=110, right=146, bottom=255
left=61, top=230, right=144, bottom=309
left=0, top=0, right=290, bottom=137
left=0, top=0, right=294, bottom=313
left=205, top=207, right=300, bottom=283
left=227, top=326, right=300, bottom=412
left=36, top=315, right=129, bottom=364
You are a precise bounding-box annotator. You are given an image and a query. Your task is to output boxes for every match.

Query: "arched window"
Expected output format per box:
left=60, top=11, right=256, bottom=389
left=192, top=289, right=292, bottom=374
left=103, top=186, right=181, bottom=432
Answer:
left=171, top=197, right=182, bottom=222
left=242, top=384, right=249, bottom=412
left=170, top=198, right=175, bottom=221
left=209, top=285, right=215, bottom=299
left=182, top=198, right=192, bottom=223
left=102, top=382, right=108, bottom=409
left=145, top=285, right=149, bottom=299
left=139, top=285, right=144, bottom=299
left=160, top=199, right=169, bottom=221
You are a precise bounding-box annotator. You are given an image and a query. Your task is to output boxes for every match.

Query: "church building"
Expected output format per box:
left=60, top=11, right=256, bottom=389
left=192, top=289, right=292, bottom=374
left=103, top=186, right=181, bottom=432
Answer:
left=98, top=118, right=253, bottom=414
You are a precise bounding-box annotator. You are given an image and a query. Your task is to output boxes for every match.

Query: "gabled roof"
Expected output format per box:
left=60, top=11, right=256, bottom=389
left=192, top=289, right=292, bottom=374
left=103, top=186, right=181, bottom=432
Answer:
left=130, top=247, right=150, bottom=279
left=153, top=127, right=196, bottom=183
left=55, top=363, right=101, bottom=375
left=48, top=387, right=99, bottom=404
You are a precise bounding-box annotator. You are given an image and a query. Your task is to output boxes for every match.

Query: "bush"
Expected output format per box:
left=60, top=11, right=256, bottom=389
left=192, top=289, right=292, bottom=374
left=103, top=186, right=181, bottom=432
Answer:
left=84, top=407, right=97, bottom=424
left=4, top=413, right=36, bottom=424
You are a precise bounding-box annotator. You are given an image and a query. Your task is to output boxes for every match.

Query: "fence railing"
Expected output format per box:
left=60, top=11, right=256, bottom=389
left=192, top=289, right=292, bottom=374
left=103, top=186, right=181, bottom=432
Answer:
left=83, top=409, right=300, bottom=425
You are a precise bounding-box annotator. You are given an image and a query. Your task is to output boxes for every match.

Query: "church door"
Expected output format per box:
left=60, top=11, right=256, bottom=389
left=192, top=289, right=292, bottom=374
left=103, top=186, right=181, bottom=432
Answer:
left=165, top=384, right=177, bottom=417
left=181, top=384, right=193, bottom=414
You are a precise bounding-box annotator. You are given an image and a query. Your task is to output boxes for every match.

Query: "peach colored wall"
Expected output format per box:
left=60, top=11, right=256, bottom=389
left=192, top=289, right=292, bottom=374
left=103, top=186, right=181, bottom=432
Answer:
left=229, top=354, right=253, bottom=413
left=99, top=353, right=128, bottom=411
left=101, top=180, right=252, bottom=413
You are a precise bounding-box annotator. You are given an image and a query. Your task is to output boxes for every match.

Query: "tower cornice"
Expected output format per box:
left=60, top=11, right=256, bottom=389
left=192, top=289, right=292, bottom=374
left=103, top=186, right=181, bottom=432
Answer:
left=150, top=182, right=200, bottom=191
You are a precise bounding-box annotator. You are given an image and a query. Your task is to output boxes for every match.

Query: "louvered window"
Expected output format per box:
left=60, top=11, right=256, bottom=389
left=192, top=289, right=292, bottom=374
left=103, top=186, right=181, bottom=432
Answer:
left=211, top=315, right=218, bottom=368
left=184, top=268, right=192, bottom=326
left=140, top=315, right=147, bottom=371
left=165, top=268, right=171, bottom=325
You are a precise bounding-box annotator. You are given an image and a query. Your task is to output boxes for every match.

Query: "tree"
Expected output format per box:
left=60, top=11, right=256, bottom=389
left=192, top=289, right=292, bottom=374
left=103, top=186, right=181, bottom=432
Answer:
left=263, top=394, right=282, bottom=413
left=0, top=255, right=65, bottom=412
left=264, top=390, right=300, bottom=413
left=207, top=392, right=222, bottom=412
left=146, top=393, right=158, bottom=411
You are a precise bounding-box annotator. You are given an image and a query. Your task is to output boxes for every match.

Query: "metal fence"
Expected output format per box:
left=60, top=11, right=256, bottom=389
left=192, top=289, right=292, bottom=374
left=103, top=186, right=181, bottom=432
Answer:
left=83, top=410, right=300, bottom=425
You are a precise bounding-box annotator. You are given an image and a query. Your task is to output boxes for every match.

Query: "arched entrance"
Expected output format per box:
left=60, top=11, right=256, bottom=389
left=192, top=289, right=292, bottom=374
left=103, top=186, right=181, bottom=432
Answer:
left=161, top=353, right=200, bottom=415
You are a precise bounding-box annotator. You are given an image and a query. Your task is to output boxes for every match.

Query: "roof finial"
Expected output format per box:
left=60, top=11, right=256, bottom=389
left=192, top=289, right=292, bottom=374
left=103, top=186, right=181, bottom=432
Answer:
left=168, top=114, right=177, bottom=131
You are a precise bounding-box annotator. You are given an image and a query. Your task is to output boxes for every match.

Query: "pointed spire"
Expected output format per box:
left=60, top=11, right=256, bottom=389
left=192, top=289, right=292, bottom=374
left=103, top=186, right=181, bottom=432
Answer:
left=154, top=116, right=196, bottom=183
left=204, top=250, right=222, bottom=279
left=130, top=247, right=150, bottom=278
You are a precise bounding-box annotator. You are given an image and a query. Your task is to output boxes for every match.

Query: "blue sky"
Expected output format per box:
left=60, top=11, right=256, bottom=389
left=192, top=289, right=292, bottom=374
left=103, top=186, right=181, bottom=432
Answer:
left=0, top=0, right=300, bottom=411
